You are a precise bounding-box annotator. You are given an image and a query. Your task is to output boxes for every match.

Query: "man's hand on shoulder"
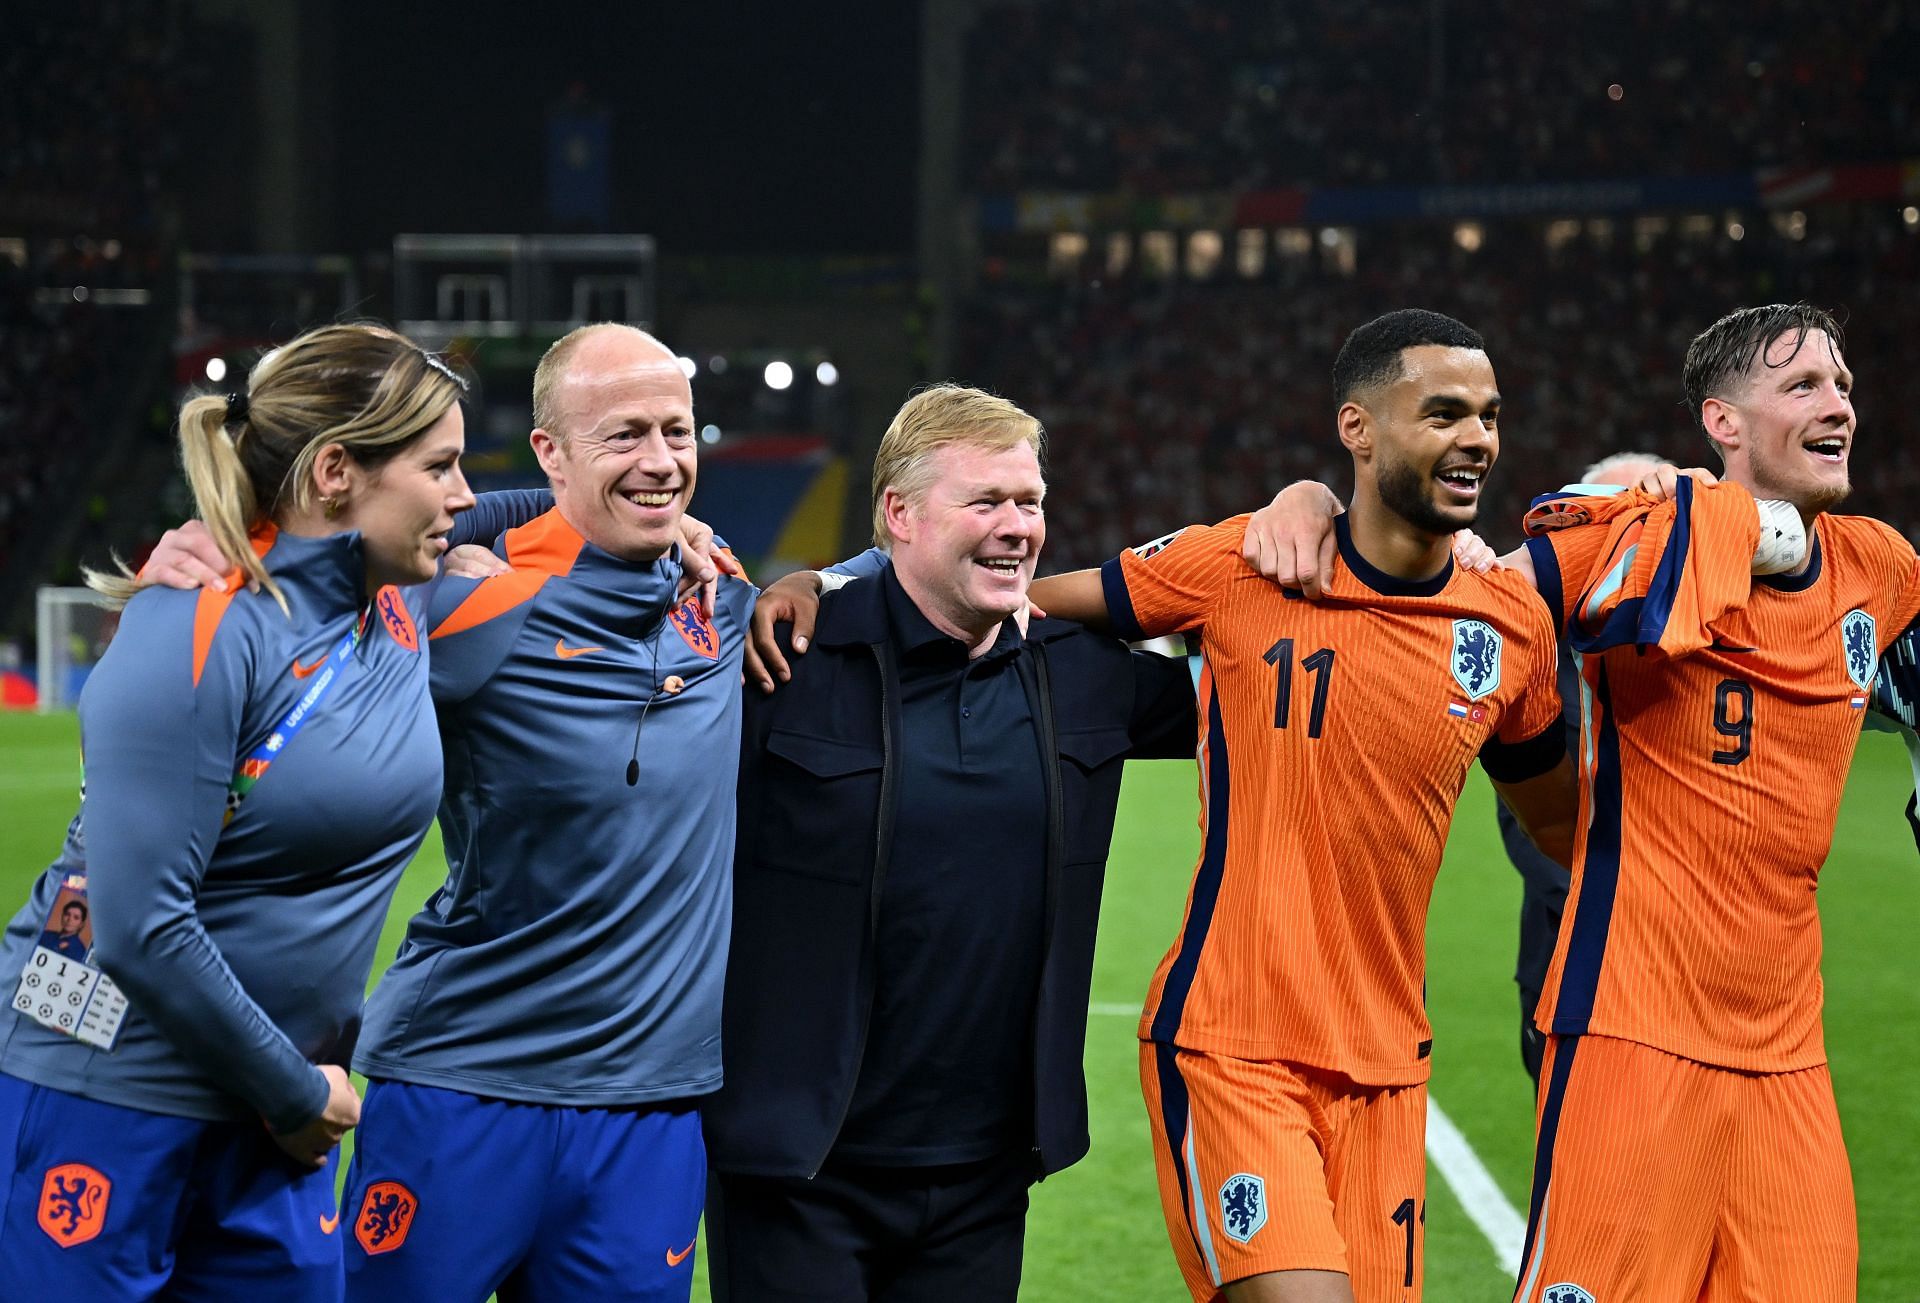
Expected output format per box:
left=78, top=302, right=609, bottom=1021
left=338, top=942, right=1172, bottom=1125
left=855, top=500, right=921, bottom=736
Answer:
left=745, top=570, right=825, bottom=694
left=443, top=545, right=510, bottom=579
left=138, top=520, right=243, bottom=592
left=1450, top=529, right=1503, bottom=575
left=1242, top=480, right=1341, bottom=599
left=1632, top=465, right=1719, bottom=502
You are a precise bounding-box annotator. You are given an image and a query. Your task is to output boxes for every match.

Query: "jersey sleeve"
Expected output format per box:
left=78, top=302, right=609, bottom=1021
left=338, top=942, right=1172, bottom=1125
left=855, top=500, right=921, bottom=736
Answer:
left=1496, top=596, right=1565, bottom=746
left=1098, top=519, right=1248, bottom=642
left=1855, top=518, right=1920, bottom=644
left=1523, top=479, right=1759, bottom=656
left=425, top=571, right=543, bottom=704
left=77, top=593, right=331, bottom=1135
left=824, top=547, right=890, bottom=581
left=450, top=488, right=555, bottom=549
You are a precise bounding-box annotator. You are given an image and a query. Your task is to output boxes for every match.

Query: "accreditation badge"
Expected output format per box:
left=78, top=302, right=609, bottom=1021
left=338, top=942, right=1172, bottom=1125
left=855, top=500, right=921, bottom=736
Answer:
left=11, top=874, right=128, bottom=1050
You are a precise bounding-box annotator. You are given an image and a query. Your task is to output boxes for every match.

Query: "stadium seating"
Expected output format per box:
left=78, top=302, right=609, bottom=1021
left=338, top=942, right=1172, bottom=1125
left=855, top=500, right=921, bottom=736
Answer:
left=960, top=207, right=1920, bottom=572
left=964, top=0, right=1920, bottom=193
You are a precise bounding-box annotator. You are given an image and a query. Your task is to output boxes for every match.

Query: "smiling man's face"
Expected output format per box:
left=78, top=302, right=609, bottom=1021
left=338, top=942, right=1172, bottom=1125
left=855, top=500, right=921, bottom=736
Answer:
left=532, top=329, right=697, bottom=562
left=1717, top=328, right=1854, bottom=517
left=885, top=440, right=1046, bottom=645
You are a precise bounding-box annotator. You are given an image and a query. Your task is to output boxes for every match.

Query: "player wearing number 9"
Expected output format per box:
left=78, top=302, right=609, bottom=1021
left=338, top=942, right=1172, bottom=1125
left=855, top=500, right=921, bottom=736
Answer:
left=1506, top=306, right=1920, bottom=1302
left=0, top=324, right=476, bottom=1301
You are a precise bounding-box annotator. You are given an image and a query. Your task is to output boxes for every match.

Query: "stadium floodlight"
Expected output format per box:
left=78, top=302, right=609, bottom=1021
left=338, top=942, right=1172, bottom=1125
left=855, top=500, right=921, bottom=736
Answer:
left=764, top=360, right=794, bottom=391
left=205, top=357, right=228, bottom=382
left=815, top=361, right=839, bottom=386
left=701, top=424, right=722, bottom=444
left=677, top=356, right=697, bottom=379
left=708, top=355, right=729, bottom=375
left=1904, top=206, right=1919, bottom=229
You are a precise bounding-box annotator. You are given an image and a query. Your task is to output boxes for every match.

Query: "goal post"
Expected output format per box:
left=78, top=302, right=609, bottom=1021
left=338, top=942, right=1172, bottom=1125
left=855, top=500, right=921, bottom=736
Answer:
left=35, top=587, right=118, bottom=712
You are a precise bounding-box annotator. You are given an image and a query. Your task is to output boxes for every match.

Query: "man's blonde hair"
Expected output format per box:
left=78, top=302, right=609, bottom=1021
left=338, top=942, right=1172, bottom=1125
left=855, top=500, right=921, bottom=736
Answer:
left=531, top=322, right=666, bottom=440
left=871, top=385, right=1045, bottom=547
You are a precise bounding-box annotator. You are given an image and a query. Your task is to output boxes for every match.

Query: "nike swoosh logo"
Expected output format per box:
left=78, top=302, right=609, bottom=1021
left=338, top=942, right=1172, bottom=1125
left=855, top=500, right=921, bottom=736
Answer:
left=555, top=639, right=607, bottom=660
left=1708, top=638, right=1757, bottom=654
left=666, top=1240, right=694, bottom=1267
left=292, top=654, right=330, bottom=679
left=320, top=1210, right=340, bottom=1234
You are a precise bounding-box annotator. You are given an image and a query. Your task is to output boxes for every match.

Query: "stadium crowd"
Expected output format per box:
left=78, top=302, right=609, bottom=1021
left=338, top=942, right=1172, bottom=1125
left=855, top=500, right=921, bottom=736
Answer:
left=965, top=0, right=1920, bottom=193
left=0, top=1, right=190, bottom=606
left=961, top=205, right=1920, bottom=571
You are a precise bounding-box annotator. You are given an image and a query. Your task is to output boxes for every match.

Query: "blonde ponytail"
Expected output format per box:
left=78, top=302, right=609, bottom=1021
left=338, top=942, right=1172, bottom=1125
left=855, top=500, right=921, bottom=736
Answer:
left=86, top=393, right=287, bottom=611
left=85, top=322, right=466, bottom=613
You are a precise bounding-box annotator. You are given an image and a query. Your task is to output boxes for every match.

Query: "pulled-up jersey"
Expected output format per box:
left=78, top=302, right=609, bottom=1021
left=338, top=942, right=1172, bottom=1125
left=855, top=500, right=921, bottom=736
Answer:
left=1529, top=505, right=1920, bottom=1071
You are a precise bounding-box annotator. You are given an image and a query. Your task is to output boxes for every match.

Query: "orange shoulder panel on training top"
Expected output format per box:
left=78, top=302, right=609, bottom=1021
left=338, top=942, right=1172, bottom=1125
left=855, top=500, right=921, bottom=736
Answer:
left=1536, top=512, right=1920, bottom=1072
left=1107, top=516, right=1562, bottom=1085
left=427, top=509, right=592, bottom=640
left=191, top=523, right=278, bottom=686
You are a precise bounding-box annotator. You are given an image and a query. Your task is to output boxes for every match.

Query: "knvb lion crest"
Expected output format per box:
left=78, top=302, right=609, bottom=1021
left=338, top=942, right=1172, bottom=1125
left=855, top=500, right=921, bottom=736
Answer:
left=38, top=1163, right=111, bottom=1248
left=669, top=599, right=720, bottom=660
left=1842, top=608, right=1876, bottom=691
left=1544, top=1285, right=1596, bottom=1303
left=354, top=1180, right=417, bottom=1256
left=1217, top=1172, right=1268, bottom=1243
left=1451, top=619, right=1503, bottom=701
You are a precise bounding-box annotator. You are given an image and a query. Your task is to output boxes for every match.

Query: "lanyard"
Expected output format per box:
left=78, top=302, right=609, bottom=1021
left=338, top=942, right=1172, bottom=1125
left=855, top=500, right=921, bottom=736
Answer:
left=223, top=609, right=368, bottom=826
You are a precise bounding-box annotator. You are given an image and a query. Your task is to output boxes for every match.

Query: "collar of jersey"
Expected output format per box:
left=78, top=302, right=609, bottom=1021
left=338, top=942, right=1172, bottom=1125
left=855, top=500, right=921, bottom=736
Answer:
left=1755, top=522, right=1823, bottom=593
left=502, top=508, right=678, bottom=586
left=260, top=527, right=371, bottom=619
left=816, top=565, right=1077, bottom=651
left=1333, top=513, right=1454, bottom=598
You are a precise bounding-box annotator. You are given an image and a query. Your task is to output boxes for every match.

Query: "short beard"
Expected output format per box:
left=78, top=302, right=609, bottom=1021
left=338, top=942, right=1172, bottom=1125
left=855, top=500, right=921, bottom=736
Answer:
left=1377, top=453, right=1473, bottom=537
left=1749, top=455, right=1850, bottom=518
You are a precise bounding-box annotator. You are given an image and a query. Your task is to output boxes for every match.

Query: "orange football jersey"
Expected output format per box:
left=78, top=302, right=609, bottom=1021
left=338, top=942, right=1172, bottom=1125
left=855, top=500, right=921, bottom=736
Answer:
left=1107, top=515, right=1563, bottom=1086
left=1531, top=512, right=1920, bottom=1071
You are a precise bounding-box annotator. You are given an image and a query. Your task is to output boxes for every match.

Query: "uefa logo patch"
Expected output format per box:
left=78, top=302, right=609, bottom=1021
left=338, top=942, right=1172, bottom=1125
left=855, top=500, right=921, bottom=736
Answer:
left=1450, top=618, right=1503, bottom=700
left=1217, top=1172, right=1267, bottom=1243
left=1131, top=528, right=1187, bottom=560
left=1544, top=1285, right=1595, bottom=1303
left=1842, top=608, right=1876, bottom=691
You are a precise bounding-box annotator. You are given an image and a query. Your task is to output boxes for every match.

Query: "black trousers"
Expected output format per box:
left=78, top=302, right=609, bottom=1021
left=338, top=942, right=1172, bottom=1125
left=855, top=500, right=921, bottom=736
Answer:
left=706, top=1152, right=1031, bottom=1303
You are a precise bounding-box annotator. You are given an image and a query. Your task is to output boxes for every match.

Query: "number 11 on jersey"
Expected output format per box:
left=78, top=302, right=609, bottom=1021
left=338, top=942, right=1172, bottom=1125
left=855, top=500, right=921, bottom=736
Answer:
left=1264, top=638, right=1337, bottom=738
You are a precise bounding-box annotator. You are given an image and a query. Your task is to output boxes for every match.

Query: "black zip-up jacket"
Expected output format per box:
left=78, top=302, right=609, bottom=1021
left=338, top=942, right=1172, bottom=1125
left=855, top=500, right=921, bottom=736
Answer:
left=702, top=574, right=1197, bottom=1180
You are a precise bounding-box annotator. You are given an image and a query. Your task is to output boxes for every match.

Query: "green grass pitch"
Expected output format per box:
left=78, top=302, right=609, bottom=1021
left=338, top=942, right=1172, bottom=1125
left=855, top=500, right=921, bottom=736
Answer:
left=2, top=710, right=1915, bottom=1299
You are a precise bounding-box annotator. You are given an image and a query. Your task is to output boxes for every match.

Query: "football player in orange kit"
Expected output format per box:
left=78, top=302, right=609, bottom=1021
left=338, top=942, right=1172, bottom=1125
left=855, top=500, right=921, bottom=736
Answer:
left=1028, top=309, right=1579, bottom=1303
left=1504, top=304, right=1920, bottom=1302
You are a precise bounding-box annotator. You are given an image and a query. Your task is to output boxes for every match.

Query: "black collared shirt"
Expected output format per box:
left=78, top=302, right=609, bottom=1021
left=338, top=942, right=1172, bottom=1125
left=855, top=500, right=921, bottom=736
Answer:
left=832, top=568, right=1050, bottom=1165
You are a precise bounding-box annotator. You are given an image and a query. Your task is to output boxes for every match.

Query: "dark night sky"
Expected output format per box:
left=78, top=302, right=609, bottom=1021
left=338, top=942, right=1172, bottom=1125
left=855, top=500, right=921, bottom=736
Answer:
left=332, top=1, right=921, bottom=257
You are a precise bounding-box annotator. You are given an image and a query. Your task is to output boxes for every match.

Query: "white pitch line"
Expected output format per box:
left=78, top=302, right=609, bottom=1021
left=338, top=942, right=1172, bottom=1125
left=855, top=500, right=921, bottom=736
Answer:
left=1086, top=1004, right=1526, bottom=1276
left=1425, top=1095, right=1526, bottom=1277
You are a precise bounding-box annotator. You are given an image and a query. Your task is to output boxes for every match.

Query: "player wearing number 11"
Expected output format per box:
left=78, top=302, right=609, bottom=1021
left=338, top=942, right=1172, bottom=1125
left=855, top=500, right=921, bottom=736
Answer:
left=1029, top=309, right=1577, bottom=1302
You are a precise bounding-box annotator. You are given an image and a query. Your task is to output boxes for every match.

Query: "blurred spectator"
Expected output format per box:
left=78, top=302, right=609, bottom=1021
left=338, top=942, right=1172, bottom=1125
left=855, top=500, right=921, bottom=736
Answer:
left=965, top=0, right=1920, bottom=194
left=960, top=207, right=1920, bottom=571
